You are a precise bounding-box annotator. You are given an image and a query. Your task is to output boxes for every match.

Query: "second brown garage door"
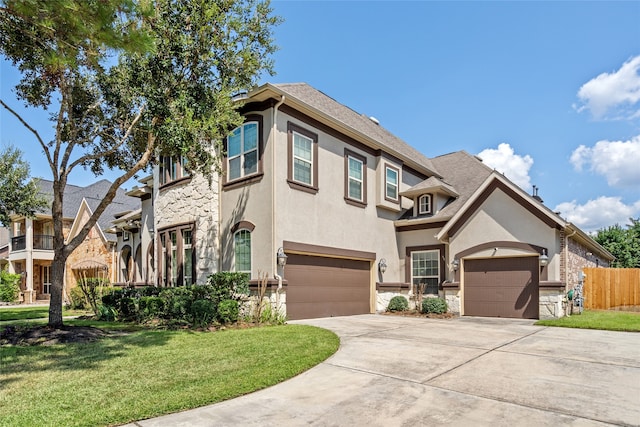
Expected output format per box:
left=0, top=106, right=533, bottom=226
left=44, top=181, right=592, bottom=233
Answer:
left=285, top=254, right=371, bottom=320
left=464, top=257, right=539, bottom=319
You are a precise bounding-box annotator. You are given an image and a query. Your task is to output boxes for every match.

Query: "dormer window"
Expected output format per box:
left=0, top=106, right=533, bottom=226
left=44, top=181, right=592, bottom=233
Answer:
left=419, top=194, right=432, bottom=214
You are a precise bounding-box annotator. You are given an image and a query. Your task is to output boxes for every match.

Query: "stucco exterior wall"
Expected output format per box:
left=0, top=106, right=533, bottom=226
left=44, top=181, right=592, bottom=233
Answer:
left=449, top=189, right=559, bottom=280
left=154, top=173, right=219, bottom=284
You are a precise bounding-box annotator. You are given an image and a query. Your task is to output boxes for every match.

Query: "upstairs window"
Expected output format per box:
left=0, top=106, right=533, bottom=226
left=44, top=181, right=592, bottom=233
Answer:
left=227, top=122, right=259, bottom=181
left=385, top=165, right=399, bottom=202
left=287, top=122, right=318, bottom=193
left=344, top=149, right=367, bottom=206
left=419, top=194, right=432, bottom=214
left=159, top=156, right=190, bottom=186
left=293, top=132, right=313, bottom=185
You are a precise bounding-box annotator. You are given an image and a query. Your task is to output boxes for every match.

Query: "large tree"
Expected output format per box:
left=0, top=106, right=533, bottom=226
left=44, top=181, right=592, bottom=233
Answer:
left=595, top=218, right=640, bottom=268
left=0, top=0, right=280, bottom=327
left=0, top=145, right=48, bottom=227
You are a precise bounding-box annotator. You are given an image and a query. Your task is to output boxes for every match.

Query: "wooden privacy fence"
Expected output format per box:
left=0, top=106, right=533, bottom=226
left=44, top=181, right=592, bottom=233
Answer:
left=583, top=268, right=640, bottom=310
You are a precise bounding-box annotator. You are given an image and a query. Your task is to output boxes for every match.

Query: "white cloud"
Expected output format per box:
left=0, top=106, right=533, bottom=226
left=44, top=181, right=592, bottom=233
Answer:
left=477, top=143, right=533, bottom=191
left=574, top=55, right=640, bottom=120
left=570, top=135, right=640, bottom=187
left=554, top=197, right=640, bottom=232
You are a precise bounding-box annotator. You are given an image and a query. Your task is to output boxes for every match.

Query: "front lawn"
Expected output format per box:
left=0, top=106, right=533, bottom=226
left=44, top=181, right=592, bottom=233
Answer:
left=0, top=305, right=89, bottom=322
left=0, top=323, right=339, bottom=427
left=536, top=309, right=640, bottom=332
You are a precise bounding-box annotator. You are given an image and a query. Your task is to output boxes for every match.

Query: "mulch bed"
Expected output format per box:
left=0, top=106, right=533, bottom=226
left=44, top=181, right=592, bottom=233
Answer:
left=382, top=310, right=456, bottom=319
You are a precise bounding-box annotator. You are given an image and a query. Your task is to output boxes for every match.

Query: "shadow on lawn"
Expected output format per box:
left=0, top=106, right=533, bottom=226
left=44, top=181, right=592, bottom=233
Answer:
left=0, top=325, right=174, bottom=375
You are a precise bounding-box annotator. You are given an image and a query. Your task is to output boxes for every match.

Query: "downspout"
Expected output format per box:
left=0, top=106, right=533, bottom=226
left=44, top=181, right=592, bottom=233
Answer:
left=272, top=95, right=285, bottom=308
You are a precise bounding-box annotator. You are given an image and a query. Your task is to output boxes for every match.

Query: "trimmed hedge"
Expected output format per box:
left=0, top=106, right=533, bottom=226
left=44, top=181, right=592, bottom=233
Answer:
left=0, top=270, right=21, bottom=303
left=387, top=295, right=409, bottom=312
left=421, top=297, right=448, bottom=314
left=101, top=272, right=250, bottom=326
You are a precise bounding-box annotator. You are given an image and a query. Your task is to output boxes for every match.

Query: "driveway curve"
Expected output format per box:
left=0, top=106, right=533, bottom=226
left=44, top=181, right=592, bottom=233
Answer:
left=128, top=315, right=640, bottom=427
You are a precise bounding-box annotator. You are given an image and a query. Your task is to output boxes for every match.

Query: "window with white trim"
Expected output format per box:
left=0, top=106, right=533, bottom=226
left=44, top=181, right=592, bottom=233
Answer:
left=234, top=229, right=251, bottom=273
left=385, top=166, right=399, bottom=201
left=411, top=250, right=440, bottom=295
left=419, top=194, right=432, bottom=214
left=182, top=230, right=193, bottom=285
left=347, top=156, right=364, bottom=201
left=227, top=122, right=259, bottom=181
left=43, top=265, right=51, bottom=294
left=293, top=132, right=313, bottom=186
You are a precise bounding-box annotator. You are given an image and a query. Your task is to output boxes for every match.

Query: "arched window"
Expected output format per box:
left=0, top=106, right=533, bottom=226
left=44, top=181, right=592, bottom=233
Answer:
left=121, top=245, right=132, bottom=283
left=419, top=194, right=432, bottom=214
left=234, top=229, right=251, bottom=273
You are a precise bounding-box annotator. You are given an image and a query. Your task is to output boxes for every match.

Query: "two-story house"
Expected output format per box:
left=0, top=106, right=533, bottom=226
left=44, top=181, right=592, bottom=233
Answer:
left=6, top=179, right=138, bottom=303
left=123, top=82, right=613, bottom=320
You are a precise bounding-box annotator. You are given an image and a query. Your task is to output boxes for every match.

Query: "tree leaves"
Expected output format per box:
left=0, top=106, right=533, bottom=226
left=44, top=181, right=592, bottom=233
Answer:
left=595, top=218, right=640, bottom=268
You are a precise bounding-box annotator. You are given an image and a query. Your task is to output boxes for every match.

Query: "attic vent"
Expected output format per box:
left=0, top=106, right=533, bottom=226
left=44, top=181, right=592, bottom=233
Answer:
left=532, top=185, right=544, bottom=203
left=369, top=116, right=380, bottom=125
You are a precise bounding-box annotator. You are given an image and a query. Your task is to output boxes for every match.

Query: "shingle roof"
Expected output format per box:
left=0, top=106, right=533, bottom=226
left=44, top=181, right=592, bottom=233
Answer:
left=36, top=179, right=139, bottom=241
left=271, top=83, right=441, bottom=177
left=400, top=176, right=459, bottom=198
left=422, top=151, right=494, bottom=220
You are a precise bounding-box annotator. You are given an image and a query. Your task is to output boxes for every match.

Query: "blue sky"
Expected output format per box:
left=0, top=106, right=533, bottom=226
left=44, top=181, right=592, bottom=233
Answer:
left=2, top=1, right=640, bottom=232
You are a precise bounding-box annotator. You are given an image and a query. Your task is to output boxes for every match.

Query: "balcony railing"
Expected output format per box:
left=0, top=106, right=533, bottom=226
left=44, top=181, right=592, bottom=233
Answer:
left=11, top=235, right=25, bottom=251
left=11, top=235, right=54, bottom=251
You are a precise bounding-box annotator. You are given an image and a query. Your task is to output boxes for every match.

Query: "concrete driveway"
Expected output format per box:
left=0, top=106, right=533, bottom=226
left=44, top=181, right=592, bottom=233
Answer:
left=129, top=315, right=640, bottom=427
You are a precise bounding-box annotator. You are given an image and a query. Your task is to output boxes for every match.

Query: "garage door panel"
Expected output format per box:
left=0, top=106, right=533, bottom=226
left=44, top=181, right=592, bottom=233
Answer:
left=464, top=257, right=539, bottom=319
left=286, top=253, right=371, bottom=320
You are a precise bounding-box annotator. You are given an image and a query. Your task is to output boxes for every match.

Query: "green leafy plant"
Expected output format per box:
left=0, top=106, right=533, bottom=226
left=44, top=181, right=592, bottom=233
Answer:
left=0, top=269, right=21, bottom=303
left=217, top=299, right=239, bottom=324
left=421, top=297, right=448, bottom=314
left=191, top=299, right=216, bottom=327
left=69, top=286, right=89, bottom=310
left=387, top=295, right=409, bottom=312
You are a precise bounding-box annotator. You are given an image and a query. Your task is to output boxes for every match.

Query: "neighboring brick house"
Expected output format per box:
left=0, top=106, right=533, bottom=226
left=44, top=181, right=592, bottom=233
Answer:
left=114, top=82, right=613, bottom=319
left=6, top=180, right=138, bottom=303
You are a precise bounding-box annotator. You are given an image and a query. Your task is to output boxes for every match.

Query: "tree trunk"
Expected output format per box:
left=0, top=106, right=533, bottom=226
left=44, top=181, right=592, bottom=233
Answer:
left=48, top=250, right=68, bottom=328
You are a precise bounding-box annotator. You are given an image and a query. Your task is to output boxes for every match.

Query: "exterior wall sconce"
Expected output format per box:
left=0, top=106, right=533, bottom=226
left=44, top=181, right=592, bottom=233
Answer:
left=539, top=249, right=549, bottom=267
left=277, top=247, right=288, bottom=267
left=378, top=258, right=387, bottom=274
left=452, top=258, right=459, bottom=271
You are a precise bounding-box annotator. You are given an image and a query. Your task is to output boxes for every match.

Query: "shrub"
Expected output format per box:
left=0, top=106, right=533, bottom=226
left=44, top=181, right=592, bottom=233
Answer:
left=191, top=299, right=216, bottom=327
left=387, top=295, right=409, bottom=312
left=0, top=270, right=21, bottom=303
left=421, top=297, right=447, bottom=314
left=217, top=299, right=239, bottom=324
left=139, top=296, right=165, bottom=319
left=206, top=272, right=250, bottom=303
left=69, top=286, right=88, bottom=310
left=97, top=304, right=117, bottom=321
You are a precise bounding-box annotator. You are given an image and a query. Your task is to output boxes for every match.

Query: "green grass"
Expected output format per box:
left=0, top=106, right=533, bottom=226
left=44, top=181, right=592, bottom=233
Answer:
left=0, top=323, right=339, bottom=427
left=536, top=309, right=640, bottom=332
left=0, top=305, right=90, bottom=322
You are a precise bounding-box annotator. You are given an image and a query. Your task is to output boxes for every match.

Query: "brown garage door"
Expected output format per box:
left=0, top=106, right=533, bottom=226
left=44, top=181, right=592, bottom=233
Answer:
left=286, top=254, right=371, bottom=320
left=464, top=257, right=539, bottom=319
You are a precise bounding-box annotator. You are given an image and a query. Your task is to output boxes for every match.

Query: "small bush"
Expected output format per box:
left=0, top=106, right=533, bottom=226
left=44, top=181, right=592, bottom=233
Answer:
left=69, top=286, right=88, bottom=310
left=0, top=270, right=21, bottom=303
left=191, top=299, right=216, bottom=327
left=421, top=297, right=447, bottom=314
left=139, top=296, right=165, bottom=319
left=217, top=299, right=239, bottom=324
left=387, top=295, right=409, bottom=312
left=97, top=304, right=117, bottom=321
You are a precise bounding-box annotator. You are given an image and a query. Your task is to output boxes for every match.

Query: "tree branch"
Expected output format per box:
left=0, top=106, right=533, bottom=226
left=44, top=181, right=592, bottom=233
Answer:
left=0, top=99, right=54, bottom=167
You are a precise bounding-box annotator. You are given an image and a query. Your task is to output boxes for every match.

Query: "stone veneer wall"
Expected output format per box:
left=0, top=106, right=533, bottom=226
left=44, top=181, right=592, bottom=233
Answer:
left=155, top=174, right=219, bottom=284
left=65, top=225, right=114, bottom=301
left=539, top=289, right=565, bottom=319
left=566, top=238, right=609, bottom=288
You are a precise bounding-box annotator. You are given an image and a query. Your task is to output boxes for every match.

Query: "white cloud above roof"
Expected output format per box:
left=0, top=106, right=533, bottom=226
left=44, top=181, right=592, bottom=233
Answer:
left=477, top=143, right=533, bottom=191
left=570, top=135, right=640, bottom=187
left=574, top=55, right=640, bottom=120
left=554, top=197, right=640, bottom=232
